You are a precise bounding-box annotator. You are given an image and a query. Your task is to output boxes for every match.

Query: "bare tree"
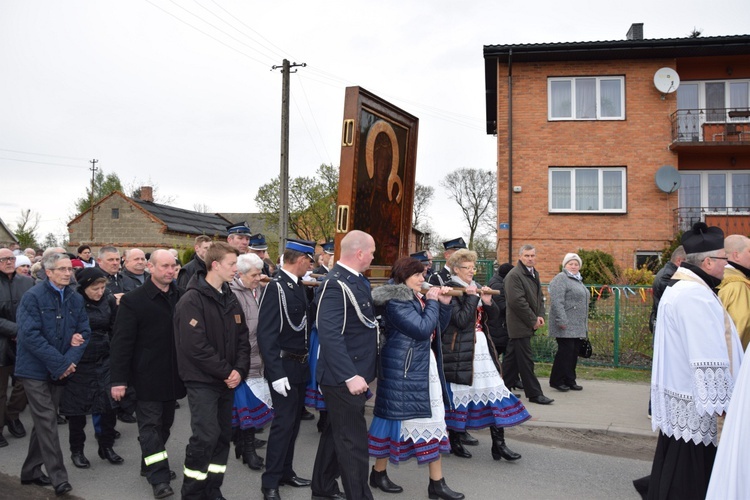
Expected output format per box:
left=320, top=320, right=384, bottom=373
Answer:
left=193, top=203, right=211, bottom=213
left=440, top=167, right=497, bottom=250
left=412, top=183, right=434, bottom=231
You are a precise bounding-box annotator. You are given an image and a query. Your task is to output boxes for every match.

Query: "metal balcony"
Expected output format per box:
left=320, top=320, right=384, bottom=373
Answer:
left=675, top=206, right=750, bottom=233
left=670, top=108, right=750, bottom=151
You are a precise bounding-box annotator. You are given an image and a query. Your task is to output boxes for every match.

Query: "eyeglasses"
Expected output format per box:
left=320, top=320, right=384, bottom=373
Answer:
left=0, top=256, right=17, bottom=264
left=709, top=256, right=729, bottom=261
left=51, top=267, right=75, bottom=273
left=458, top=265, right=477, bottom=272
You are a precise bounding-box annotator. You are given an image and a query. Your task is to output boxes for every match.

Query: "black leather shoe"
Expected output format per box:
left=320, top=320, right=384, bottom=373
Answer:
left=0, top=433, right=7, bottom=447
left=98, top=446, right=124, bottom=464
left=550, top=384, right=570, bottom=392
left=54, top=481, right=73, bottom=496
left=152, top=482, right=174, bottom=499
left=569, top=384, right=583, bottom=391
left=300, top=408, right=315, bottom=420
left=369, top=466, right=403, bottom=493
left=71, top=452, right=91, bottom=469
left=57, top=414, right=67, bottom=425
left=529, top=395, right=555, bottom=405
left=117, top=412, right=137, bottom=424
left=312, top=493, right=346, bottom=500
left=280, top=475, right=311, bottom=487
left=6, top=418, right=26, bottom=438
left=459, top=431, right=479, bottom=446
left=21, top=474, right=52, bottom=486
left=261, top=487, right=281, bottom=500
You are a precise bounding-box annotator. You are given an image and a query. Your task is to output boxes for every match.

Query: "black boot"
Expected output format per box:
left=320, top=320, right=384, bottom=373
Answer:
left=369, top=466, right=403, bottom=493
left=232, top=427, right=243, bottom=460
left=428, top=477, right=465, bottom=500
left=490, top=426, right=521, bottom=461
left=448, top=430, right=471, bottom=459
left=241, top=428, right=264, bottom=470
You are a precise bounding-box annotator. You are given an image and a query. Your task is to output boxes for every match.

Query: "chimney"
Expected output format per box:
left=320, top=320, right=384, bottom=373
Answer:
left=139, top=186, right=154, bottom=203
left=626, top=23, right=644, bottom=41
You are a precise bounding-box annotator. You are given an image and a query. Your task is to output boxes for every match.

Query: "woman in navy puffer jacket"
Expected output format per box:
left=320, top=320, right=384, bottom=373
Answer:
left=367, top=257, right=464, bottom=500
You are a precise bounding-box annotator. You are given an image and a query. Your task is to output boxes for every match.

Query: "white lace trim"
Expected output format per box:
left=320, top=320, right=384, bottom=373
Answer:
left=450, top=329, right=510, bottom=407
left=246, top=377, right=274, bottom=409
left=651, top=365, right=733, bottom=447
left=400, top=352, right=447, bottom=443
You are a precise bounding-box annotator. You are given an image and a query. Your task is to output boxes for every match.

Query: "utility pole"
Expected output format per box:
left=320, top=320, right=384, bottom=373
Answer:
left=272, top=59, right=305, bottom=255
left=89, top=159, right=98, bottom=241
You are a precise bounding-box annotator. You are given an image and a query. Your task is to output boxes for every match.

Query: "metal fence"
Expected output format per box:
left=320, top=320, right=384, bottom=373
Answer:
left=432, top=259, right=653, bottom=370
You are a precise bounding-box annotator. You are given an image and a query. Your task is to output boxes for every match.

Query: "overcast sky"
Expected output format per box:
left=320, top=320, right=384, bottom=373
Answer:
left=1, top=1, right=748, bottom=247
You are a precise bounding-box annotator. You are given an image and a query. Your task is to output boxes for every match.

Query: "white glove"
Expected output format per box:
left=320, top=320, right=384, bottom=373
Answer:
left=272, top=377, right=291, bottom=397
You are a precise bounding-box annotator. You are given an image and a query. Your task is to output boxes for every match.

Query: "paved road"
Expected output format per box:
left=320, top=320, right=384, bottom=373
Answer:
left=0, top=379, right=654, bottom=499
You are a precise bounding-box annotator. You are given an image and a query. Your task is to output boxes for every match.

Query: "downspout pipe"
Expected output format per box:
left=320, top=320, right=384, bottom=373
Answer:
left=507, top=48, right=514, bottom=263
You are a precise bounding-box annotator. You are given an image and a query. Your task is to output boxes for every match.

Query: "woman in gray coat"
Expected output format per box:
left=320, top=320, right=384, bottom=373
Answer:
left=548, top=253, right=589, bottom=392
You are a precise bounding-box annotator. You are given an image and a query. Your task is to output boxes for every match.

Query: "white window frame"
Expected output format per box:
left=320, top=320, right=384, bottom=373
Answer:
left=678, top=170, right=750, bottom=213
left=548, top=167, right=627, bottom=214
left=548, top=76, right=625, bottom=121
left=677, top=79, right=750, bottom=123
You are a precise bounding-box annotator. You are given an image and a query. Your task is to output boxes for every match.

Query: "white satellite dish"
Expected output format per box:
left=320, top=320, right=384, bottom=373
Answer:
left=654, top=68, right=680, bottom=94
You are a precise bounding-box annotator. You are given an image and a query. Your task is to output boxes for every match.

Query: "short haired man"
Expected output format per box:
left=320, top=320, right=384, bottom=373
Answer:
left=503, top=244, right=553, bottom=405
left=97, top=246, right=125, bottom=302
left=77, top=245, right=96, bottom=268
left=177, top=235, right=212, bottom=289
left=226, top=222, right=251, bottom=255
left=649, top=245, right=686, bottom=333
left=429, top=238, right=466, bottom=286
left=248, top=234, right=271, bottom=276
left=718, top=235, right=750, bottom=350
left=175, top=242, right=250, bottom=500
left=122, top=248, right=148, bottom=293
left=15, top=252, right=91, bottom=496
left=311, top=230, right=377, bottom=500
left=0, top=248, right=34, bottom=446
left=314, top=241, right=335, bottom=276
left=257, top=239, right=315, bottom=500
left=648, top=223, right=743, bottom=498
left=110, top=250, right=185, bottom=499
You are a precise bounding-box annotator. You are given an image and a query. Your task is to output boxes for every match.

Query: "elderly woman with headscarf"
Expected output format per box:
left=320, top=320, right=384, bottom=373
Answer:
left=548, top=253, right=589, bottom=392
left=60, top=267, right=123, bottom=469
left=442, top=249, right=530, bottom=462
left=229, top=253, right=273, bottom=471
left=367, top=257, right=464, bottom=499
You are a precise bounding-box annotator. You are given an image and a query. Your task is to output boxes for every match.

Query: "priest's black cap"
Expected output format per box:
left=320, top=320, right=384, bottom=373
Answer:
left=681, top=222, right=724, bottom=254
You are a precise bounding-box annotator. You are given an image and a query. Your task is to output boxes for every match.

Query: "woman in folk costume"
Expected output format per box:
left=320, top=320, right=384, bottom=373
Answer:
left=368, top=257, right=464, bottom=500
left=441, top=249, right=530, bottom=461
left=648, top=222, right=743, bottom=500
left=229, top=253, right=273, bottom=470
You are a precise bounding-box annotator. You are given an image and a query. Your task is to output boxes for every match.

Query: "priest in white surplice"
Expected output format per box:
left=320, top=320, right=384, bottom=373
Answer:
left=648, top=222, right=744, bottom=500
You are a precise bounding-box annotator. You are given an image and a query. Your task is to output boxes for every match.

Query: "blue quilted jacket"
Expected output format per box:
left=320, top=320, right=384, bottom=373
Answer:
left=372, top=284, right=451, bottom=420
left=15, top=281, right=90, bottom=381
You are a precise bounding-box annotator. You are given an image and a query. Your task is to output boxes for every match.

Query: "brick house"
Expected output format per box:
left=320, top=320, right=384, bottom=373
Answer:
left=483, top=24, right=750, bottom=278
left=0, top=217, right=18, bottom=246
left=67, top=187, right=231, bottom=254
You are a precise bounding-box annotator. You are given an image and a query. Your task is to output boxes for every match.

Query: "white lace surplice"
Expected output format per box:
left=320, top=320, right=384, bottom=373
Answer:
left=651, top=269, right=744, bottom=446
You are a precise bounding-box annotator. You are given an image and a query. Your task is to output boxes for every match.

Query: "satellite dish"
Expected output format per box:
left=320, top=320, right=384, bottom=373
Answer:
left=654, top=68, right=680, bottom=94
left=655, top=165, right=681, bottom=193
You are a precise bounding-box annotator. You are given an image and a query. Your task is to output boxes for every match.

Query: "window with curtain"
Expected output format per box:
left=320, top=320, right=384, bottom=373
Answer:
left=549, top=167, right=626, bottom=213
left=679, top=171, right=750, bottom=213
left=548, top=76, right=625, bottom=120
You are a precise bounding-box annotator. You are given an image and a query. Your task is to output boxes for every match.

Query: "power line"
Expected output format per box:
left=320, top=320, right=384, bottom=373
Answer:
left=0, top=148, right=90, bottom=161
left=0, top=156, right=88, bottom=169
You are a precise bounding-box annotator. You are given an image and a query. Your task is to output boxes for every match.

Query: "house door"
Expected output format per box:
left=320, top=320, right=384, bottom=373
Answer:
left=676, top=83, right=699, bottom=140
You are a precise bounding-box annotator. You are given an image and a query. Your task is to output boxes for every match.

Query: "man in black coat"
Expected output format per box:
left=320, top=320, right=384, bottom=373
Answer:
left=257, top=239, right=315, bottom=500
left=110, top=249, right=185, bottom=500
left=311, top=230, right=377, bottom=500
left=177, top=236, right=212, bottom=289
left=649, top=245, right=686, bottom=333
left=313, top=241, right=334, bottom=276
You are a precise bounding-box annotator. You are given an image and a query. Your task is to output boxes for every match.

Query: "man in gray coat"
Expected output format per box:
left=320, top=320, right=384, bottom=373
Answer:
left=502, top=244, right=554, bottom=405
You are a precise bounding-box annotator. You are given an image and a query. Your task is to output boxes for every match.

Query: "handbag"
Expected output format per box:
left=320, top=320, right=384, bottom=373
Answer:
left=578, top=338, right=593, bottom=358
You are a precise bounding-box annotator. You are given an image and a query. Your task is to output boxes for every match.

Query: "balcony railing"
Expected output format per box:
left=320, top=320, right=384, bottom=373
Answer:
left=671, top=108, right=750, bottom=144
left=675, top=206, right=750, bottom=233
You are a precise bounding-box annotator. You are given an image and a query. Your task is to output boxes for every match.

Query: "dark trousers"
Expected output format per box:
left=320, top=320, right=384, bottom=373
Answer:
left=69, top=410, right=117, bottom=451
left=262, top=380, right=305, bottom=488
left=502, top=337, right=543, bottom=398
left=182, top=382, right=232, bottom=500
left=311, top=411, right=341, bottom=497
left=19, top=378, right=67, bottom=487
left=0, top=365, right=27, bottom=424
left=314, top=384, right=373, bottom=500
left=136, top=399, right=176, bottom=485
left=550, top=338, right=581, bottom=387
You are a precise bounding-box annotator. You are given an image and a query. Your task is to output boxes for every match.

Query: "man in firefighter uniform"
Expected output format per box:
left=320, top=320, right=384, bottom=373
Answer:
left=174, top=242, right=251, bottom=500
left=257, top=239, right=316, bottom=500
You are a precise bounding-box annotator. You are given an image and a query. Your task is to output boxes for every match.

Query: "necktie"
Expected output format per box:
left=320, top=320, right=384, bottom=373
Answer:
left=360, top=274, right=371, bottom=290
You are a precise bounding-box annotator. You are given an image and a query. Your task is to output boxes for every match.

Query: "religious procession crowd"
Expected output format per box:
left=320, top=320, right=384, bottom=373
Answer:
left=2, top=220, right=750, bottom=500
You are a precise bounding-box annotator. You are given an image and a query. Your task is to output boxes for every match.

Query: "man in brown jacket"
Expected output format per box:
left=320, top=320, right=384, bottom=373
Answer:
left=502, top=244, right=554, bottom=405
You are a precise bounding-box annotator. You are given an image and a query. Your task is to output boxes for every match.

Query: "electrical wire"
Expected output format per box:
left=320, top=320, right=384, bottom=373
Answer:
left=0, top=156, right=88, bottom=169
left=0, top=148, right=90, bottom=161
